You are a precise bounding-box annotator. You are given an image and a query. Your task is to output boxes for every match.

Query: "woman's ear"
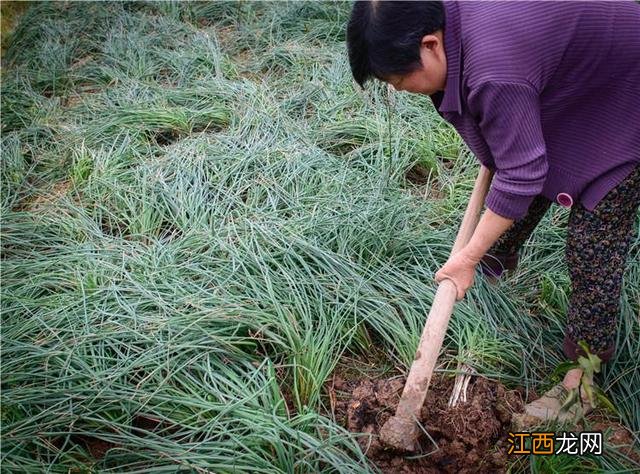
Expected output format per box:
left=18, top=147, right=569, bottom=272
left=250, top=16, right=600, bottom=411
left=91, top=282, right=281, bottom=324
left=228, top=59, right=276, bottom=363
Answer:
left=420, top=31, right=446, bottom=67
left=420, top=34, right=440, bottom=52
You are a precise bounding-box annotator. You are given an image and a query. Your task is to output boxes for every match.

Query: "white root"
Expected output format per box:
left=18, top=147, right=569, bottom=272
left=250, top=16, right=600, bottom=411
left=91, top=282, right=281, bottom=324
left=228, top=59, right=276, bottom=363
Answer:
left=448, top=362, right=476, bottom=407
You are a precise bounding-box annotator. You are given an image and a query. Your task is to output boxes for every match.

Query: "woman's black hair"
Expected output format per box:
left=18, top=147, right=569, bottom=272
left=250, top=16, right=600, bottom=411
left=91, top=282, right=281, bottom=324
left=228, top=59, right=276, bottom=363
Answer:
left=347, top=1, right=445, bottom=87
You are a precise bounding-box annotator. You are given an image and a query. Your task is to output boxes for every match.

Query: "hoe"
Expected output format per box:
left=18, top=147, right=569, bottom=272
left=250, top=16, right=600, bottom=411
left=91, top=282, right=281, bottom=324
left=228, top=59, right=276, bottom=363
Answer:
left=380, top=165, right=493, bottom=451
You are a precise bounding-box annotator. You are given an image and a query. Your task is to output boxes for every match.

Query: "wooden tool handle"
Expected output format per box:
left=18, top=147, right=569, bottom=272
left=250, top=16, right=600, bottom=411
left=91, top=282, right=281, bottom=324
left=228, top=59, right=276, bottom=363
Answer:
left=395, top=165, right=493, bottom=419
left=450, top=166, right=493, bottom=255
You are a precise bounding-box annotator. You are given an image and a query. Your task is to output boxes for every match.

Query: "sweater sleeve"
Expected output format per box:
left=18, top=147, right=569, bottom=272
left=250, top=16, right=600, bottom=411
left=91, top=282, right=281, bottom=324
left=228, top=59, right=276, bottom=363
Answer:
left=467, top=81, right=548, bottom=220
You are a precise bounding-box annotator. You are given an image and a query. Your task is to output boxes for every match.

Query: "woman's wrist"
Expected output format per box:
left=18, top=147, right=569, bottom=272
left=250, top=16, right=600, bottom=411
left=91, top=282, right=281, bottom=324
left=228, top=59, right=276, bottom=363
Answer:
left=463, top=208, right=515, bottom=263
left=460, top=244, right=483, bottom=264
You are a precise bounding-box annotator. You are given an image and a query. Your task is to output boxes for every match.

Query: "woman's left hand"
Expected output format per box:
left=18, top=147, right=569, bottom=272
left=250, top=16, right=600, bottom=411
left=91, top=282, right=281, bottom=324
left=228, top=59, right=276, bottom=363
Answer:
left=435, top=247, right=481, bottom=300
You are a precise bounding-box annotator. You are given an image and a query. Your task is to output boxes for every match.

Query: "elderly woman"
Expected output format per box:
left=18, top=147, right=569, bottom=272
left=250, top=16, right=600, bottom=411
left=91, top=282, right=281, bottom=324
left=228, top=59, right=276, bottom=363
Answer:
left=346, top=0, right=640, bottom=421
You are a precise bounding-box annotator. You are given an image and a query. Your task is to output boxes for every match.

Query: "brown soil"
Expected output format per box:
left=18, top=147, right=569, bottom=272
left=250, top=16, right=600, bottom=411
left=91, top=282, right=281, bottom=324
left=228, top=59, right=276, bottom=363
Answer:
left=589, top=418, right=640, bottom=465
left=328, top=373, right=526, bottom=473
left=404, top=165, right=446, bottom=202
left=405, top=164, right=433, bottom=186
left=22, top=180, right=72, bottom=213
left=75, top=435, right=116, bottom=460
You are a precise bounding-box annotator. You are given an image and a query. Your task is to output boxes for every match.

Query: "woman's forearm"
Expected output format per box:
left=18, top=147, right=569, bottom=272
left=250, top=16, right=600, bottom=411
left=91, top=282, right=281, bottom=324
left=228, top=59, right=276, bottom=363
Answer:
left=435, top=206, right=515, bottom=300
left=463, top=208, right=514, bottom=261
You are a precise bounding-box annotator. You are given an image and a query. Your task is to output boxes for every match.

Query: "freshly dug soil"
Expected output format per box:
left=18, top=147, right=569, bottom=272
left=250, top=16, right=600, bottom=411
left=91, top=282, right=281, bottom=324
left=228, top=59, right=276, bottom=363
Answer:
left=328, top=373, right=526, bottom=473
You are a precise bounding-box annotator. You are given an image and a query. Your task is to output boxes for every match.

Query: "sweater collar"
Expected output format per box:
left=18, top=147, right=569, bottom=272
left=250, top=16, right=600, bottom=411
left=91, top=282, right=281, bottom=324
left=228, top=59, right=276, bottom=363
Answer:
left=437, top=1, right=463, bottom=114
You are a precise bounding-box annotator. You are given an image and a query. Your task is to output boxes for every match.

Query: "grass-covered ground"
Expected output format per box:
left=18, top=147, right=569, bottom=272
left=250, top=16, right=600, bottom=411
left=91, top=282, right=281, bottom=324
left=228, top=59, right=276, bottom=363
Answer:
left=1, top=2, right=638, bottom=472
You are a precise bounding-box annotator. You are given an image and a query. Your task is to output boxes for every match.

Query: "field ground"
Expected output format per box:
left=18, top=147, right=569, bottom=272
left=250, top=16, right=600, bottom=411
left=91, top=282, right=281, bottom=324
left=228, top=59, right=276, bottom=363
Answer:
left=1, top=2, right=639, bottom=472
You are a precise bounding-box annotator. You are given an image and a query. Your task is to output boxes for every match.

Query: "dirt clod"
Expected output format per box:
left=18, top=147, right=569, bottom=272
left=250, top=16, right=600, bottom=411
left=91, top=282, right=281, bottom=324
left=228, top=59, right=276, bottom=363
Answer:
left=331, top=374, right=524, bottom=473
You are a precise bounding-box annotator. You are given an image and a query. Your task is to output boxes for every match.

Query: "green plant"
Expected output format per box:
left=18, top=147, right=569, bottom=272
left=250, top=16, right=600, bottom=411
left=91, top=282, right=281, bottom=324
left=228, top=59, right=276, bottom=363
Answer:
left=2, top=2, right=638, bottom=472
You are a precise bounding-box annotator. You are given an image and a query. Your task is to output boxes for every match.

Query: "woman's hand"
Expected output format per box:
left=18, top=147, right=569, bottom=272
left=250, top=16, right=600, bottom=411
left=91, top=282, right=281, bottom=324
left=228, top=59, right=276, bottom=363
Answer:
left=435, top=247, right=481, bottom=300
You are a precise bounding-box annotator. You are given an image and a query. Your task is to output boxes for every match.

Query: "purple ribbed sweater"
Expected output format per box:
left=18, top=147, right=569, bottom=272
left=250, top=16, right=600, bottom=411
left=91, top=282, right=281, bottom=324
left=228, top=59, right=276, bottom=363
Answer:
left=431, top=1, right=640, bottom=220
